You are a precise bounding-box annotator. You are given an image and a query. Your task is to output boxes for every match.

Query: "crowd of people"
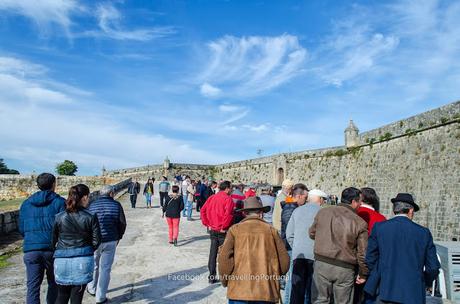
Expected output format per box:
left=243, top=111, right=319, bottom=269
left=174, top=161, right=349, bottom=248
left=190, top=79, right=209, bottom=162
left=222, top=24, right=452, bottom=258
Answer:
left=198, top=179, right=441, bottom=304
left=18, top=172, right=442, bottom=304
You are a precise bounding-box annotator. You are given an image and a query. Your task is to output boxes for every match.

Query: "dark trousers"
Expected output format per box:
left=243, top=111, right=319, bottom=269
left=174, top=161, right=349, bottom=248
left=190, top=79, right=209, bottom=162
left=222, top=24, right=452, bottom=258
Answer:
left=208, top=230, right=226, bottom=279
left=291, top=258, right=314, bottom=304
left=24, top=250, right=58, bottom=304
left=56, top=284, right=86, bottom=304
left=130, top=194, right=137, bottom=208
left=160, top=192, right=168, bottom=208
left=353, top=282, right=365, bottom=303
left=196, top=197, right=205, bottom=212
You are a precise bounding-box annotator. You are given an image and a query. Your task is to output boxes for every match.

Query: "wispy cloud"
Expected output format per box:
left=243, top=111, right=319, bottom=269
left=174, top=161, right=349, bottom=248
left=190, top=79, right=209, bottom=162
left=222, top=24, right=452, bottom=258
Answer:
left=0, top=0, right=81, bottom=34
left=84, top=2, right=175, bottom=41
left=311, top=0, right=460, bottom=106
left=198, top=34, right=307, bottom=98
left=0, top=56, right=75, bottom=104
left=315, top=25, right=399, bottom=87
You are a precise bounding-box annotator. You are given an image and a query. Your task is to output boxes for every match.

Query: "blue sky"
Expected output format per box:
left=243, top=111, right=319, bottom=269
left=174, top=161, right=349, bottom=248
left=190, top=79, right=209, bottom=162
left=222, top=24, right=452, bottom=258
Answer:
left=0, top=0, right=459, bottom=175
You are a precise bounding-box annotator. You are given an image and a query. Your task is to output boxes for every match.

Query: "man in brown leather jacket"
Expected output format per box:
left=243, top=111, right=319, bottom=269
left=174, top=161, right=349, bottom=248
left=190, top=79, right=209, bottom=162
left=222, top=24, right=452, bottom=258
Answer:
left=219, top=196, right=290, bottom=303
left=309, top=187, right=368, bottom=304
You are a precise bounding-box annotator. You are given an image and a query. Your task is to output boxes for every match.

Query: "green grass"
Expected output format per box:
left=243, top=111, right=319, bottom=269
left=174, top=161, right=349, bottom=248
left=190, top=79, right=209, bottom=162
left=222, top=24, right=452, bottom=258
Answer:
left=0, top=192, right=68, bottom=212
left=0, top=247, right=21, bottom=270
left=0, top=198, right=24, bottom=212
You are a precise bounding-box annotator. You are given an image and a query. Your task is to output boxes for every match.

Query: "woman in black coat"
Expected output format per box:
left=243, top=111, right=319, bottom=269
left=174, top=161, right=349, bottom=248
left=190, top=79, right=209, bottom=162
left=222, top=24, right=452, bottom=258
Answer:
left=162, top=185, right=184, bottom=246
left=52, top=184, right=101, bottom=304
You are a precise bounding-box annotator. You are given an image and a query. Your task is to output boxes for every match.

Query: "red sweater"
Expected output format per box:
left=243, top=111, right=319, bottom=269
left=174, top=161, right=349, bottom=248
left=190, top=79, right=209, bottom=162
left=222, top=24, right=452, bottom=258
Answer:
left=200, top=191, right=234, bottom=231
left=357, top=205, right=386, bottom=235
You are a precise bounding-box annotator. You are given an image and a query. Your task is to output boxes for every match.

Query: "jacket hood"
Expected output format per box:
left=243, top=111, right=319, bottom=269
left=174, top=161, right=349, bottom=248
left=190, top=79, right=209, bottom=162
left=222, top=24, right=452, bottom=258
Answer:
left=27, top=190, right=60, bottom=207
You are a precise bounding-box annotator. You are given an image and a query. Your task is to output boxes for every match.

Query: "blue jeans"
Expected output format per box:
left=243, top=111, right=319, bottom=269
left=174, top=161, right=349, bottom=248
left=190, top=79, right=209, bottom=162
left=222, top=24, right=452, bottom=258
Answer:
left=182, top=194, right=188, bottom=216
left=24, top=250, right=58, bottom=304
left=284, top=250, right=293, bottom=304
left=186, top=199, right=193, bottom=219
left=87, top=241, right=117, bottom=303
left=145, top=193, right=152, bottom=207
left=229, top=300, right=275, bottom=304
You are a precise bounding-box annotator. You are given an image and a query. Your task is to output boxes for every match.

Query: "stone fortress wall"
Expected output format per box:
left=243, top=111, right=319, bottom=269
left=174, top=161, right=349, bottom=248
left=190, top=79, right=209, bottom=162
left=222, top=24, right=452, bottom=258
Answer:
left=0, top=175, right=123, bottom=201
left=104, top=101, right=460, bottom=241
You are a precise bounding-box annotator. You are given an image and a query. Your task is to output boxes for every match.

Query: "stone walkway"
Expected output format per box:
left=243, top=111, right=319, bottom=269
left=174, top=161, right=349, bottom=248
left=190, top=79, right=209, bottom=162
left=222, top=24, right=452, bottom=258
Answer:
left=0, top=194, right=227, bottom=303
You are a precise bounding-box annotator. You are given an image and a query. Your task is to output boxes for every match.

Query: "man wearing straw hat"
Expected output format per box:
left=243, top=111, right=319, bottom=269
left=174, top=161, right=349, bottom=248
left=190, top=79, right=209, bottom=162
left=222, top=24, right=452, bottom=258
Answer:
left=219, top=196, right=290, bottom=304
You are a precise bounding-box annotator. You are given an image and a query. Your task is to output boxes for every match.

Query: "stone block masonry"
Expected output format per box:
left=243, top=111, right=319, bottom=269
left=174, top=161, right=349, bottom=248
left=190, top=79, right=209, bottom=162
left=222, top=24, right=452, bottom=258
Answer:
left=104, top=101, right=459, bottom=241
left=0, top=175, right=123, bottom=201
left=0, top=210, right=19, bottom=234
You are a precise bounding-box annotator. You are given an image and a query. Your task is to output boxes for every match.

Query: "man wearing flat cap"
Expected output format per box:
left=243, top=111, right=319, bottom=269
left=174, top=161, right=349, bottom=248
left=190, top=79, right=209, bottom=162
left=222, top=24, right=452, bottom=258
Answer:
left=218, top=196, right=290, bottom=304
left=364, top=193, right=440, bottom=304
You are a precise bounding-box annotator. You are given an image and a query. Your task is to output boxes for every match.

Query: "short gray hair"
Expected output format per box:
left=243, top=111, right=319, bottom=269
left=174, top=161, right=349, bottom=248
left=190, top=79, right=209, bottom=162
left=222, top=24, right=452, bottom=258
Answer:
left=393, top=201, right=413, bottom=214
left=100, top=185, right=115, bottom=196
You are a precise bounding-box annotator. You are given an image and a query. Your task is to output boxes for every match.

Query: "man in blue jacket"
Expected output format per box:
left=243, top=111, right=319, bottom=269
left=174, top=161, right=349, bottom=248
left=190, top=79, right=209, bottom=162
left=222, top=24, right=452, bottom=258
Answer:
left=364, top=193, right=440, bottom=304
left=19, top=173, right=66, bottom=304
left=87, top=185, right=126, bottom=304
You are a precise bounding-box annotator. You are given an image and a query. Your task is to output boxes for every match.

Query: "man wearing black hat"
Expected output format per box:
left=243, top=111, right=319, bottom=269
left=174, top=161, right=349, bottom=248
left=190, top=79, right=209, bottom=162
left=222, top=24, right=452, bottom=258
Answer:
left=364, top=193, right=440, bottom=304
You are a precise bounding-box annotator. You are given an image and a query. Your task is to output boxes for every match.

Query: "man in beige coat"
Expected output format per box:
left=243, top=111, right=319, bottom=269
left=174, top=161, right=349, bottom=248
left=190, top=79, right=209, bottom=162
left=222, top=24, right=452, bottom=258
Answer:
left=219, top=196, right=290, bottom=303
left=272, top=179, right=294, bottom=231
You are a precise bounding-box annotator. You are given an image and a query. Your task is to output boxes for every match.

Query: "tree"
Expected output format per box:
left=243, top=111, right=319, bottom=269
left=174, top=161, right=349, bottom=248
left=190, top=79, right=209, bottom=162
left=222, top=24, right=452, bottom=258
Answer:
left=56, top=160, right=78, bottom=176
left=0, top=158, right=20, bottom=174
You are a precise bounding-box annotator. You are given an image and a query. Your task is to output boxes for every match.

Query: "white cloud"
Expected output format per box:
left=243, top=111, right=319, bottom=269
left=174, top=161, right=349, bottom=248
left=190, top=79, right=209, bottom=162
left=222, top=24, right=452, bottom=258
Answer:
left=218, top=104, right=240, bottom=113
left=0, top=56, right=74, bottom=105
left=314, top=21, right=399, bottom=87
left=0, top=55, right=233, bottom=174
left=0, top=0, right=81, bottom=33
left=241, top=124, right=269, bottom=133
left=309, top=0, right=460, bottom=107
left=87, top=3, right=175, bottom=41
left=200, top=82, right=221, bottom=98
left=198, top=34, right=307, bottom=98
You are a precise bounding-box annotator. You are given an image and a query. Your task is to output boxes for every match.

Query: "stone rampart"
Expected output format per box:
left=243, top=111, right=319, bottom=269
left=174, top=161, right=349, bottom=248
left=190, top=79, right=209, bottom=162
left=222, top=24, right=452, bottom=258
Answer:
left=0, top=175, right=122, bottom=201
left=359, top=100, right=459, bottom=144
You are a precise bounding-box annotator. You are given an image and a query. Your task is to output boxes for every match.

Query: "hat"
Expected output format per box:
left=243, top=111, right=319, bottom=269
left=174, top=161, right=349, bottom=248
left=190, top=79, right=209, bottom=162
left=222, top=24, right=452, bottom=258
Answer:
left=391, top=193, right=419, bottom=212
left=308, top=189, right=328, bottom=199
left=236, top=196, right=271, bottom=213
left=260, top=185, right=271, bottom=192
left=282, top=179, right=294, bottom=187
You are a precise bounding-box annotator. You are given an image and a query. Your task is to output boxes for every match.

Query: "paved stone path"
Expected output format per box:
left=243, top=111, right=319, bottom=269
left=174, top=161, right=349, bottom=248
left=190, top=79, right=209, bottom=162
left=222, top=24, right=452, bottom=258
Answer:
left=0, top=194, right=227, bottom=303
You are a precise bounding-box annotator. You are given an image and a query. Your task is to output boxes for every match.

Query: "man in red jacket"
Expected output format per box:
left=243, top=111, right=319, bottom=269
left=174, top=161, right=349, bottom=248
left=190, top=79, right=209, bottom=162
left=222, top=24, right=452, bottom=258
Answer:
left=200, top=180, right=234, bottom=284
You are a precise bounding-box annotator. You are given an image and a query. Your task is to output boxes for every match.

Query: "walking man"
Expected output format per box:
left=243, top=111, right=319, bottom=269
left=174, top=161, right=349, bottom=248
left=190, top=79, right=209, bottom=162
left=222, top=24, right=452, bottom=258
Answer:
left=200, top=180, right=234, bottom=284
left=181, top=176, right=190, bottom=217
left=309, top=187, right=368, bottom=304
left=364, top=193, right=440, bottom=304
left=159, top=176, right=170, bottom=209
left=219, top=196, right=290, bottom=304
left=286, top=189, right=327, bottom=304
left=127, top=178, right=140, bottom=208
left=19, top=173, right=65, bottom=304
left=87, top=186, right=127, bottom=304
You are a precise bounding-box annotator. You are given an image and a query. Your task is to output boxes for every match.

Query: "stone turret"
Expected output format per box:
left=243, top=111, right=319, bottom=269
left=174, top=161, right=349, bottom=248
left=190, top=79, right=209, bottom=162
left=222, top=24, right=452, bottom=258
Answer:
left=345, top=120, right=359, bottom=147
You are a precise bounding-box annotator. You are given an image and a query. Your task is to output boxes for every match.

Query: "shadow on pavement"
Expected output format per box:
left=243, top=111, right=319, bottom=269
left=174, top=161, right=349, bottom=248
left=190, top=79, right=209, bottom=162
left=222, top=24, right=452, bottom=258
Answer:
left=177, top=235, right=209, bottom=247
left=108, top=266, right=219, bottom=303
